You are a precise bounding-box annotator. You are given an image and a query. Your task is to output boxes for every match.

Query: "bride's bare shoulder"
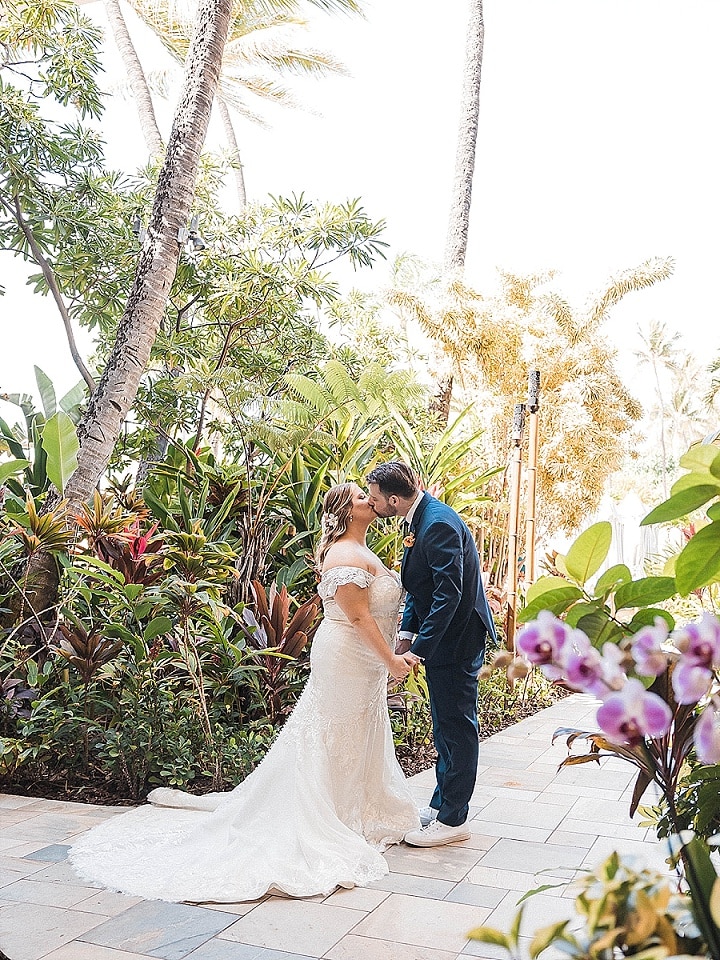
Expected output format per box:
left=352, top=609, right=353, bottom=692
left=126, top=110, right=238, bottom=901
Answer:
left=322, top=541, right=372, bottom=573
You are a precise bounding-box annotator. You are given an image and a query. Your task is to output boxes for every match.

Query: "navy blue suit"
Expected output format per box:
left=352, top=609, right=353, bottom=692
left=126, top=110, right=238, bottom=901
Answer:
left=401, top=493, right=496, bottom=826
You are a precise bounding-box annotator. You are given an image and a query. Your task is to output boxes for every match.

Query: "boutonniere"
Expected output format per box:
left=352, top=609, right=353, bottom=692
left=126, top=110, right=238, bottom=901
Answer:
left=403, top=532, right=416, bottom=549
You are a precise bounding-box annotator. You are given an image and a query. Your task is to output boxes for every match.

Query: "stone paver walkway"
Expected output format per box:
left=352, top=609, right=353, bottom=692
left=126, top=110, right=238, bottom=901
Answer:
left=0, top=694, right=670, bottom=960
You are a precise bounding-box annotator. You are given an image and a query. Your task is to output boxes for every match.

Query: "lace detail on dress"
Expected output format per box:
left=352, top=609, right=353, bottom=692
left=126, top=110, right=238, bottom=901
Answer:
left=318, top=565, right=374, bottom=599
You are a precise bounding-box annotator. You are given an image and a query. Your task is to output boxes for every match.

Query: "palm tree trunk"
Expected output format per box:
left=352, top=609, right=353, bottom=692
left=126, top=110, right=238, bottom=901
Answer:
left=24, top=0, right=234, bottom=618
left=444, top=0, right=484, bottom=272
left=431, top=0, right=485, bottom=424
left=103, top=0, right=164, bottom=157
left=217, top=95, right=247, bottom=208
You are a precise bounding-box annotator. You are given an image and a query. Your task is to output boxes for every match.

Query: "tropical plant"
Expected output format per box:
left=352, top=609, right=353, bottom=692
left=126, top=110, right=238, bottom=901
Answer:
left=469, top=852, right=705, bottom=960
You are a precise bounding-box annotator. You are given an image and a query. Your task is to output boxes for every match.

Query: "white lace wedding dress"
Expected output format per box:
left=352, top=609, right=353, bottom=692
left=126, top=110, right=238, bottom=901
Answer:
left=69, top=566, right=419, bottom=902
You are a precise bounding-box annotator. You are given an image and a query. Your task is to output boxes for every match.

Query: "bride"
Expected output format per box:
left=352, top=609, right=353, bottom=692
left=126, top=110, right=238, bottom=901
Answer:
left=70, top=482, right=421, bottom=902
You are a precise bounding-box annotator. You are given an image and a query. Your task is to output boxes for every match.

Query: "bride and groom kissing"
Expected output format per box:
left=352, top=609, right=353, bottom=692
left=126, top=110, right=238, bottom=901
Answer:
left=70, top=461, right=497, bottom=903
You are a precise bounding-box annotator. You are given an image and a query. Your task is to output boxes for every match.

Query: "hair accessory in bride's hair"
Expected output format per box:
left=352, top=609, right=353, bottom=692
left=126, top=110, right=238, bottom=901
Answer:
left=322, top=512, right=339, bottom=533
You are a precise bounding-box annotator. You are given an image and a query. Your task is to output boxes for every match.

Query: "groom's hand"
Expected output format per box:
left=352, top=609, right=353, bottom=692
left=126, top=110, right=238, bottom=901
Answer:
left=395, top=637, right=412, bottom=656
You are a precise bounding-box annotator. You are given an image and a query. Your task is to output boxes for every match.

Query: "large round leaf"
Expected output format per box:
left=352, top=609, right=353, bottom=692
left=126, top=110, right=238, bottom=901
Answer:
left=525, top=576, right=573, bottom=605
left=642, top=484, right=720, bottom=526
left=562, top=522, right=612, bottom=584
left=675, top=521, right=720, bottom=594
left=518, top=586, right=584, bottom=622
left=593, top=563, right=632, bottom=599
left=627, top=608, right=675, bottom=632
left=679, top=445, right=720, bottom=473
left=614, top=577, right=676, bottom=611
left=575, top=611, right=624, bottom=648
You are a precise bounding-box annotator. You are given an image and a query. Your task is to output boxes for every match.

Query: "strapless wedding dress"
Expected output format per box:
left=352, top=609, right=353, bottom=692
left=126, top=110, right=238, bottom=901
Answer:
left=69, top=566, right=419, bottom=902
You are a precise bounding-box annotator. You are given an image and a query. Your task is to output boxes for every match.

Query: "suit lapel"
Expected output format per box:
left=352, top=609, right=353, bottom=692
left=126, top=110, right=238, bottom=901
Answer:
left=401, top=493, right=431, bottom=580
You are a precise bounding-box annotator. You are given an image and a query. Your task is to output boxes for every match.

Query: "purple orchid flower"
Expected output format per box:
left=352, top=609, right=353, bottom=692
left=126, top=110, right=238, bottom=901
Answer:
left=631, top=620, right=669, bottom=677
left=517, top=611, right=573, bottom=672
left=596, top=678, right=672, bottom=745
left=694, top=698, right=720, bottom=765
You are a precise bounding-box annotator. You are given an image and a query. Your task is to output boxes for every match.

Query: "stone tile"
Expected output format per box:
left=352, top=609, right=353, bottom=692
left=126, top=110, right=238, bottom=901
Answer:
left=546, top=829, right=595, bottom=849
left=477, top=838, right=586, bottom=875
left=24, top=843, right=71, bottom=862
left=33, top=859, right=104, bottom=886
left=0, top=794, right=45, bottom=809
left=465, top=864, right=564, bottom=893
left=81, top=900, right=234, bottom=959
left=325, top=934, right=458, bottom=960
left=471, top=787, right=540, bottom=804
left=567, top=796, right=647, bottom=826
left=472, top=797, right=568, bottom=830
left=0, top=839, right=55, bottom=857
left=0, top=812, right=102, bottom=842
left=384, top=844, right=484, bottom=882
left=461, top=935, right=533, bottom=958
left=0, top=855, right=47, bottom=878
left=560, top=817, right=645, bottom=841
left=444, top=882, right=506, bottom=908
left=457, top=831, right=497, bottom=852
left=40, top=945, right=158, bottom=960
left=0, top=877, right=101, bottom=908
left=583, top=836, right=672, bottom=873
left=200, top=899, right=265, bottom=917
left=478, top=769, right=556, bottom=791
left=323, top=885, right=390, bottom=911
left=541, top=781, right=626, bottom=801
left=369, top=871, right=455, bottom=899
left=185, top=943, right=317, bottom=960
left=484, top=889, right=577, bottom=933
left=351, top=892, right=488, bottom=954
left=218, top=897, right=362, bottom=957
left=74, top=889, right=144, bottom=916
left=468, top=820, right=551, bottom=843
left=0, top=901, right=107, bottom=960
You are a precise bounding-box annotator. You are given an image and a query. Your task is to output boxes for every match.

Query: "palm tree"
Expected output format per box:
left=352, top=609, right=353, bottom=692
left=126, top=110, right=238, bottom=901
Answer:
left=26, top=0, right=234, bottom=614
left=634, top=319, right=681, bottom=497
left=120, top=0, right=359, bottom=207
left=431, top=0, right=485, bottom=423
left=103, top=0, right=164, bottom=156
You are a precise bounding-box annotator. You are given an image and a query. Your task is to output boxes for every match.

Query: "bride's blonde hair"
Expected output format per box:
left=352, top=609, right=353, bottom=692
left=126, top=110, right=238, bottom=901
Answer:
left=314, top=483, right=355, bottom=571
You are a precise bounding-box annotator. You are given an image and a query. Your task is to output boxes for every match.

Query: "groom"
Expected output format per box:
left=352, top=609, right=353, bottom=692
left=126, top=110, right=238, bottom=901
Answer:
left=367, top=462, right=496, bottom=846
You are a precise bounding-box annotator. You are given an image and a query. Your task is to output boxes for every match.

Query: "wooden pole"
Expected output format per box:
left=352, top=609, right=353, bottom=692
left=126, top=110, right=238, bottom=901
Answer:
left=525, top=370, right=541, bottom=585
left=505, top=403, right=525, bottom=652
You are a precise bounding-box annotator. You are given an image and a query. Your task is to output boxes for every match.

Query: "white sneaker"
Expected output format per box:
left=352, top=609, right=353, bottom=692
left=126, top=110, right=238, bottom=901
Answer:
left=404, top=819, right=471, bottom=847
left=418, top=806, right=438, bottom=827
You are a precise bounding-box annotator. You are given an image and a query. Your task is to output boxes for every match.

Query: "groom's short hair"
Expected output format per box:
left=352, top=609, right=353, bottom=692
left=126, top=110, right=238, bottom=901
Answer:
left=367, top=462, right=419, bottom=499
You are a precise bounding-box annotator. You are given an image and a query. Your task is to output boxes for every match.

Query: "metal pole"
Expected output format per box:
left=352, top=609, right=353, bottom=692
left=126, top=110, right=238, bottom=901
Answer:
left=505, top=403, right=525, bottom=652
left=525, top=370, right=541, bottom=585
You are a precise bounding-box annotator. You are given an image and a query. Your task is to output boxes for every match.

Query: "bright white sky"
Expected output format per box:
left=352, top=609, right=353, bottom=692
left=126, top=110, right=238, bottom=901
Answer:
left=2, top=0, right=719, bottom=407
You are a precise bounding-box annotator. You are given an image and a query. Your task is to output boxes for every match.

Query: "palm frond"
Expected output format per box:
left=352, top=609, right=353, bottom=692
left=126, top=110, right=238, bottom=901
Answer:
left=586, top=257, right=674, bottom=330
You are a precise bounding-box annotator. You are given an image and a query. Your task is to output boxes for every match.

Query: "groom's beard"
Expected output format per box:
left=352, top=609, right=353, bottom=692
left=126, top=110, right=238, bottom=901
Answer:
left=372, top=505, right=398, bottom=518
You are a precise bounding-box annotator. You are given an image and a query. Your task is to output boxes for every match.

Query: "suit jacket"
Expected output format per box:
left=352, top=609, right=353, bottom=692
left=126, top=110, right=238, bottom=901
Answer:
left=400, top=493, right=497, bottom=665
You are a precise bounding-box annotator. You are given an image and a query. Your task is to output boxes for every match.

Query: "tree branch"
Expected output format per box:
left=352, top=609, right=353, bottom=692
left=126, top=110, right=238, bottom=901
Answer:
left=8, top=196, right=96, bottom=393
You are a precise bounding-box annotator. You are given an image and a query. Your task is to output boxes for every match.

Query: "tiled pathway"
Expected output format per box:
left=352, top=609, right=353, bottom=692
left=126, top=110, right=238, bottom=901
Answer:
left=0, top=694, right=670, bottom=960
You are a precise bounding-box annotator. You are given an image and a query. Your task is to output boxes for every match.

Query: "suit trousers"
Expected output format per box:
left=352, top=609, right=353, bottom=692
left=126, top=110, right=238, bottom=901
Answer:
left=426, top=648, right=485, bottom=827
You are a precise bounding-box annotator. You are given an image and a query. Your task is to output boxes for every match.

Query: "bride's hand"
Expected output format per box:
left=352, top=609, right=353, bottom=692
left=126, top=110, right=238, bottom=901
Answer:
left=388, top=652, right=422, bottom=680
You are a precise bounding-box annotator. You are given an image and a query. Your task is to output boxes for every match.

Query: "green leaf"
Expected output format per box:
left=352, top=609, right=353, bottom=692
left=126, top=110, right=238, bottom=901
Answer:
left=627, top=608, right=675, bottom=632
left=562, top=522, right=612, bottom=584
left=34, top=365, right=57, bottom=418
left=144, top=617, right=173, bottom=643
left=613, top=577, right=676, bottom=610
left=41, top=411, right=79, bottom=494
left=641, top=485, right=720, bottom=525
left=0, top=459, right=30, bottom=485
left=675, top=522, right=720, bottom=594
left=708, top=502, right=720, bottom=521
left=593, top=563, right=632, bottom=598
left=123, top=584, right=144, bottom=602
left=679, top=445, right=720, bottom=473
left=467, top=926, right=511, bottom=949
left=525, top=576, right=573, bottom=605
left=518, top=586, right=584, bottom=622
left=530, top=920, right=570, bottom=959
left=576, top=611, right=624, bottom=648
left=565, top=601, right=603, bottom=627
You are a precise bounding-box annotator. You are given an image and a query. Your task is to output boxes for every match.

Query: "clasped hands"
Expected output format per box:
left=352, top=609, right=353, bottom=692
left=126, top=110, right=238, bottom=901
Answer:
left=388, top=636, right=422, bottom=681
